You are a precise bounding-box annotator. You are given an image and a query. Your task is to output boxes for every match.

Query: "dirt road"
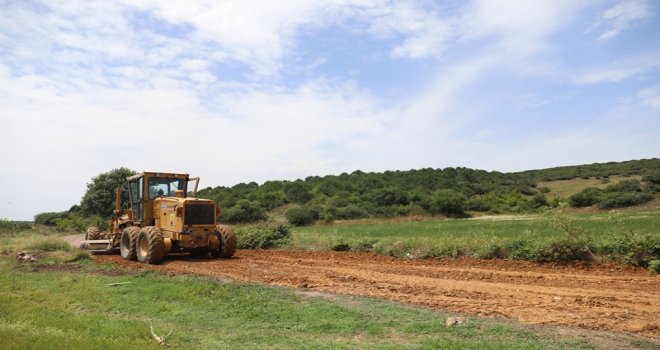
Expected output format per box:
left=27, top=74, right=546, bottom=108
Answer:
left=92, top=249, right=660, bottom=339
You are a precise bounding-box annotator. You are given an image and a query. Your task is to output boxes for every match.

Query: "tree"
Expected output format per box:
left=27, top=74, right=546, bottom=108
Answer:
left=286, top=205, right=318, bottom=226
left=432, top=189, right=467, bottom=216
left=222, top=199, right=267, bottom=223
left=285, top=181, right=313, bottom=204
left=80, top=167, right=137, bottom=217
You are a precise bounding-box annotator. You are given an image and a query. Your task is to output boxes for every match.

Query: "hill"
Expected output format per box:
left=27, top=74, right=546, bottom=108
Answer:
left=197, top=158, right=660, bottom=225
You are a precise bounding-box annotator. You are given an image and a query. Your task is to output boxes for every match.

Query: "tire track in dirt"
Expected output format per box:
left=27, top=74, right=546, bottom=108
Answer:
left=94, top=249, right=660, bottom=339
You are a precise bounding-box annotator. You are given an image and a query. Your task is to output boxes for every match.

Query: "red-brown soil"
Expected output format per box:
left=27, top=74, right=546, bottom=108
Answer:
left=93, top=249, right=660, bottom=340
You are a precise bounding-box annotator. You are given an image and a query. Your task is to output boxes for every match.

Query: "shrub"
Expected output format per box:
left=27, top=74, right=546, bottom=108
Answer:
left=530, top=193, right=549, bottom=209
left=286, top=206, right=318, bottom=226
left=54, top=215, right=87, bottom=232
left=335, top=204, right=368, bottom=220
left=604, top=180, right=642, bottom=193
left=351, top=239, right=379, bottom=252
left=222, top=199, right=267, bottom=223
left=596, top=192, right=653, bottom=209
left=237, top=225, right=291, bottom=249
left=618, top=235, right=659, bottom=267
left=432, top=189, right=467, bottom=216
left=331, top=241, right=351, bottom=251
left=507, top=240, right=544, bottom=262
left=34, top=211, right=70, bottom=226
left=467, top=197, right=491, bottom=212
left=0, top=219, right=32, bottom=235
left=540, top=239, right=593, bottom=263
left=568, top=187, right=603, bottom=207
left=648, top=260, right=660, bottom=274
left=475, top=241, right=507, bottom=259
left=643, top=170, right=660, bottom=185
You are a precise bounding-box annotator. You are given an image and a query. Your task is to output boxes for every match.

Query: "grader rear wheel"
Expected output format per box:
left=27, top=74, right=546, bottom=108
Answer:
left=86, top=227, right=100, bottom=240
left=136, top=226, right=165, bottom=264
left=211, top=225, right=237, bottom=259
left=120, top=226, right=140, bottom=261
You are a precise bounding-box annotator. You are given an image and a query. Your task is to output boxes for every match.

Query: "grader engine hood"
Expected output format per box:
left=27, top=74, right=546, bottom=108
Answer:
left=154, top=197, right=217, bottom=232
left=182, top=199, right=216, bottom=226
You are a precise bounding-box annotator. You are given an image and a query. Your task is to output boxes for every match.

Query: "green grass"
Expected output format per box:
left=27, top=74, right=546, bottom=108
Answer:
left=290, top=210, right=660, bottom=265
left=1, top=226, right=656, bottom=349
left=0, top=257, right=604, bottom=350
left=537, top=175, right=641, bottom=199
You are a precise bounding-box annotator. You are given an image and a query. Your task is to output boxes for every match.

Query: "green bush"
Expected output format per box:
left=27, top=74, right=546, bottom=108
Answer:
left=431, top=189, right=467, bottom=216
left=34, top=211, right=70, bottom=226
left=467, top=197, right=491, bottom=212
left=507, top=240, right=544, bottom=262
left=604, top=179, right=642, bottom=193
left=568, top=187, right=603, bottom=207
left=0, top=219, right=32, bottom=235
left=335, top=204, right=368, bottom=220
left=540, top=239, right=593, bottom=263
left=286, top=206, right=318, bottom=226
left=54, top=215, right=87, bottom=232
left=474, top=241, right=507, bottom=259
left=236, top=225, right=291, bottom=249
left=627, top=238, right=660, bottom=267
left=331, top=241, right=351, bottom=252
left=596, top=192, right=653, bottom=209
left=643, top=170, right=660, bottom=185
left=648, top=260, right=660, bottom=274
left=223, top=199, right=267, bottom=223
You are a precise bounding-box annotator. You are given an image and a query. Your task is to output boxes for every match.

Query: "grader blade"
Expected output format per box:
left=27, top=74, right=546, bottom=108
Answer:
left=79, top=239, right=114, bottom=253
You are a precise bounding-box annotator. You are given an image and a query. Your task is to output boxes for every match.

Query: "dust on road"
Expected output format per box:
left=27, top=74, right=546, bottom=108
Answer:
left=93, top=249, right=660, bottom=339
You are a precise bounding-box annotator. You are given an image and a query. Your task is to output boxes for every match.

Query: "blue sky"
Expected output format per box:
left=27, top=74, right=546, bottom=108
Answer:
left=1, top=0, right=659, bottom=220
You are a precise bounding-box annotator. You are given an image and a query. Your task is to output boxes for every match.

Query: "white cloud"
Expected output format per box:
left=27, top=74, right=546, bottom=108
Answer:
left=360, top=2, right=455, bottom=59
left=572, top=52, right=660, bottom=84
left=638, top=85, right=660, bottom=108
left=1, top=0, right=655, bottom=221
left=590, top=0, right=654, bottom=40
left=459, top=0, right=587, bottom=57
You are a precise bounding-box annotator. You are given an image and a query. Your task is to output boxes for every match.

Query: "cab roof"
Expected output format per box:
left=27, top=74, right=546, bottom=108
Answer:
left=126, top=172, right=190, bottom=181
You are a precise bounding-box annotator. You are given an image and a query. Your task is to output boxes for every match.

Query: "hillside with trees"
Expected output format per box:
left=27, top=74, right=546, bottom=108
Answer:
left=197, top=158, right=659, bottom=225
left=32, top=159, right=659, bottom=229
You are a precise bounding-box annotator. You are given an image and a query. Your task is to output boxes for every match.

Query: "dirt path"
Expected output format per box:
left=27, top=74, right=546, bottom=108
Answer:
left=62, top=234, right=84, bottom=248
left=92, top=249, right=660, bottom=339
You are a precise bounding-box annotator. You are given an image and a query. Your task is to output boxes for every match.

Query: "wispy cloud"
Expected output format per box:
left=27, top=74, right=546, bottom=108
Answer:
left=638, top=85, right=660, bottom=108
left=1, top=0, right=658, bottom=220
left=589, top=0, right=654, bottom=40
left=572, top=52, right=660, bottom=84
left=460, top=0, right=587, bottom=57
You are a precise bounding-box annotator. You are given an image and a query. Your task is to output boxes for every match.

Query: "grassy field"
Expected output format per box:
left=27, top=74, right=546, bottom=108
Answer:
left=0, top=231, right=611, bottom=349
left=537, top=175, right=642, bottom=199
left=289, top=210, right=660, bottom=266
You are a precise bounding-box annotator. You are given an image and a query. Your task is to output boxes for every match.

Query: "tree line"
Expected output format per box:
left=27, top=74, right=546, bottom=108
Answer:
left=33, top=159, right=659, bottom=228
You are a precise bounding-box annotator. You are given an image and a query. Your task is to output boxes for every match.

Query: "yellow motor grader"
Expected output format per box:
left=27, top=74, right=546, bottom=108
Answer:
left=80, top=171, right=236, bottom=264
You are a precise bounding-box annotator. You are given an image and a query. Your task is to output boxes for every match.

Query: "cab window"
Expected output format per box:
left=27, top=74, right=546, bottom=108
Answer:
left=148, top=177, right=184, bottom=199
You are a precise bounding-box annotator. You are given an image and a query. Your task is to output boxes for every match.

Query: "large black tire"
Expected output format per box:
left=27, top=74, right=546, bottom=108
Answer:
left=136, top=226, right=165, bottom=264
left=211, top=225, right=237, bottom=259
left=120, top=226, right=140, bottom=261
left=86, top=227, right=100, bottom=240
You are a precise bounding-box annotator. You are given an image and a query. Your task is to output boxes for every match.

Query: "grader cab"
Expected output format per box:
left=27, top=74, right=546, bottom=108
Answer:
left=80, top=172, right=236, bottom=264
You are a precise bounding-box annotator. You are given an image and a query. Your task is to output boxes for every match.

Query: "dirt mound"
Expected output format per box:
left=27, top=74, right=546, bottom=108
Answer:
left=94, top=249, right=660, bottom=339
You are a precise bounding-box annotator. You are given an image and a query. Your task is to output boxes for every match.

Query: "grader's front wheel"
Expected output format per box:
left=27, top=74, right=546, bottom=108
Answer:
left=136, top=226, right=165, bottom=264
left=211, top=225, right=237, bottom=259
